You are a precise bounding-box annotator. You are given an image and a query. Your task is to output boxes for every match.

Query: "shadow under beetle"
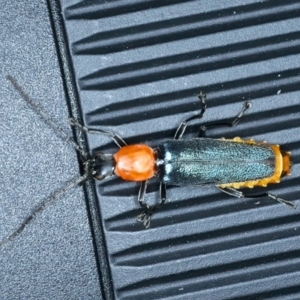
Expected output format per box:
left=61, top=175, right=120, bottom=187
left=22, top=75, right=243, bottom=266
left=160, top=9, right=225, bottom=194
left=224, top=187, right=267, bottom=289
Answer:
left=2, top=75, right=296, bottom=246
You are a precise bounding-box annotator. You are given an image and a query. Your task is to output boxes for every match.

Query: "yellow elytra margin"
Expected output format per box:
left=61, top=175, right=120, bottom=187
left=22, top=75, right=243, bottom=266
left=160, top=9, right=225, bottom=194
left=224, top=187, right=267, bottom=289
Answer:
left=218, top=137, right=291, bottom=189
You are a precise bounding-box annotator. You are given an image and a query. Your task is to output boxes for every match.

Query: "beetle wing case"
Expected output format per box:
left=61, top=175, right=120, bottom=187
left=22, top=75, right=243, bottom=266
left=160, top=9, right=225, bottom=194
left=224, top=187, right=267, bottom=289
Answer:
left=157, top=137, right=288, bottom=188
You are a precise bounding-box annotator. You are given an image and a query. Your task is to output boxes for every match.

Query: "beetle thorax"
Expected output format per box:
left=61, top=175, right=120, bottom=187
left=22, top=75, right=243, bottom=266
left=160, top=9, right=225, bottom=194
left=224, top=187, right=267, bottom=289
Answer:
left=113, top=144, right=156, bottom=181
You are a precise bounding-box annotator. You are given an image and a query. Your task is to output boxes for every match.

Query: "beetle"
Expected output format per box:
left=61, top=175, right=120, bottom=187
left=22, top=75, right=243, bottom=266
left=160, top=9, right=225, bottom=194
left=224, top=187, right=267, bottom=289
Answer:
left=68, top=91, right=295, bottom=228
left=2, top=76, right=295, bottom=245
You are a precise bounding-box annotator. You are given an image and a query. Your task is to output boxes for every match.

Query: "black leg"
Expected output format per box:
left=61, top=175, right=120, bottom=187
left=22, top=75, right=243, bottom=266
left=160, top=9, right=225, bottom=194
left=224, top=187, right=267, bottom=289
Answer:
left=174, top=91, right=207, bottom=139
left=200, top=102, right=251, bottom=137
left=159, top=182, right=167, bottom=204
left=137, top=180, right=147, bottom=207
left=216, top=186, right=296, bottom=209
left=136, top=181, right=151, bottom=228
left=69, top=118, right=127, bottom=148
left=136, top=181, right=167, bottom=228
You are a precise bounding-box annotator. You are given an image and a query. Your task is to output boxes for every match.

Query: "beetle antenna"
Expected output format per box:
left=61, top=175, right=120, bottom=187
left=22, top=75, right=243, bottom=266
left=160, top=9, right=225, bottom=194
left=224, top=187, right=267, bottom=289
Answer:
left=0, top=174, right=89, bottom=247
left=6, top=75, right=88, bottom=159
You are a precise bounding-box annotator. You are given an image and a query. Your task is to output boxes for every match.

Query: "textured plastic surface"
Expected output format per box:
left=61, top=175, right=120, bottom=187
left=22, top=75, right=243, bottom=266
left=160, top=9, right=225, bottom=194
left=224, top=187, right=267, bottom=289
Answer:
left=61, top=1, right=300, bottom=299
left=62, top=0, right=300, bottom=299
left=0, top=1, right=102, bottom=299
left=2, top=0, right=300, bottom=300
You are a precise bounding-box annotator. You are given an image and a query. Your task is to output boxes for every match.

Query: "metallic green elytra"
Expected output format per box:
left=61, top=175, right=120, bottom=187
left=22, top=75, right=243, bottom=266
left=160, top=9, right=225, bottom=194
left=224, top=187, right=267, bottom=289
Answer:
left=157, top=138, right=277, bottom=186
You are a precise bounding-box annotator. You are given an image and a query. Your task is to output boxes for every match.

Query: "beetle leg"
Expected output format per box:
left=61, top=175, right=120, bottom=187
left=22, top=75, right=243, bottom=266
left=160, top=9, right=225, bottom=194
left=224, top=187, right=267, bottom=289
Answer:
left=159, top=183, right=167, bottom=204
left=136, top=182, right=167, bottom=228
left=216, top=186, right=296, bottom=209
left=137, top=180, right=148, bottom=207
left=174, top=91, right=207, bottom=139
left=69, top=118, right=127, bottom=148
left=200, top=102, right=251, bottom=136
left=216, top=186, right=244, bottom=198
left=136, top=181, right=151, bottom=228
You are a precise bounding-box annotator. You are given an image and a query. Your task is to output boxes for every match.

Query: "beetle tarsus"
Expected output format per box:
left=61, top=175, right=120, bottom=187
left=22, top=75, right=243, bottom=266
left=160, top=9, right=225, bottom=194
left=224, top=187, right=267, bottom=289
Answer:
left=232, top=101, right=251, bottom=126
left=197, top=90, right=207, bottom=106
left=136, top=209, right=153, bottom=229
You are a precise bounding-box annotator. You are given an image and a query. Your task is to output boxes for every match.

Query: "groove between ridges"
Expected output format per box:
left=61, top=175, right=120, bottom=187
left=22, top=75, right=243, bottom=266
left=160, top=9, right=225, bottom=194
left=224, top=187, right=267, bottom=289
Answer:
left=72, top=1, right=300, bottom=55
